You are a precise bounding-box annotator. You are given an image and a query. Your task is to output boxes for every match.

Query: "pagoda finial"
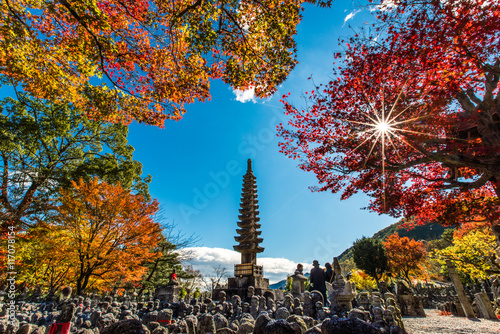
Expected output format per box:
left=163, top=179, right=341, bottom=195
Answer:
left=247, top=159, right=252, bottom=172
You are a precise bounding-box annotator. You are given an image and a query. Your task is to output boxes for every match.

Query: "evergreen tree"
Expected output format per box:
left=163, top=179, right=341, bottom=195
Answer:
left=352, top=236, right=388, bottom=287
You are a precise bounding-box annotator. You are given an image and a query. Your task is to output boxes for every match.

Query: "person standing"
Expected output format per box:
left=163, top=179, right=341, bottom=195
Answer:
left=325, top=262, right=335, bottom=283
left=295, top=263, right=304, bottom=275
left=309, top=260, right=328, bottom=306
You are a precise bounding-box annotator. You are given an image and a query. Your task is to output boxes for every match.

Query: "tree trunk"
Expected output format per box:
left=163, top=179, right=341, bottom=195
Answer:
left=76, top=271, right=91, bottom=295
left=76, top=277, right=83, bottom=296
left=138, top=257, right=161, bottom=297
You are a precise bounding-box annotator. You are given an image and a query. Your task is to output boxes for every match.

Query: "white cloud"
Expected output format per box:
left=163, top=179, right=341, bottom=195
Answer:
left=375, top=0, right=397, bottom=11
left=233, top=87, right=257, bottom=103
left=181, top=247, right=311, bottom=284
left=343, top=9, right=362, bottom=25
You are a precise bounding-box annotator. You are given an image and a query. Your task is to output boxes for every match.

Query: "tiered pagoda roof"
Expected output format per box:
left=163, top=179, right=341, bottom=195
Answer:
left=233, top=159, right=264, bottom=264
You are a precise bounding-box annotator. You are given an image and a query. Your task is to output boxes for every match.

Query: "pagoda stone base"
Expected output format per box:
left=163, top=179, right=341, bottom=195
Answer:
left=155, top=285, right=180, bottom=303
left=229, top=275, right=269, bottom=290
left=214, top=275, right=283, bottom=301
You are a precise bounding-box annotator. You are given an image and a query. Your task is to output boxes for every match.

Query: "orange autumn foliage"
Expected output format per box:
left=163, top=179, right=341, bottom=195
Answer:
left=383, top=233, right=427, bottom=285
left=0, top=0, right=330, bottom=126
left=454, top=219, right=493, bottom=238
left=54, top=177, right=162, bottom=294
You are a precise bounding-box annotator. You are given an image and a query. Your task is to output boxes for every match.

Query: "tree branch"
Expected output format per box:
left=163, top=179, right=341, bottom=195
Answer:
left=176, top=0, right=203, bottom=18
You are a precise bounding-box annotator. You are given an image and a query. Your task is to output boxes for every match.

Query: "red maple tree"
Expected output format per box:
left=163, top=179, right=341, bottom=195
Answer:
left=383, top=233, right=426, bottom=285
left=279, top=0, right=500, bottom=226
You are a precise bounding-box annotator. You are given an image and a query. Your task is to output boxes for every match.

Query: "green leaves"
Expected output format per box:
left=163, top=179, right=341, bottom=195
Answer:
left=1, top=0, right=318, bottom=126
left=352, top=236, right=388, bottom=284
left=0, top=93, right=150, bottom=227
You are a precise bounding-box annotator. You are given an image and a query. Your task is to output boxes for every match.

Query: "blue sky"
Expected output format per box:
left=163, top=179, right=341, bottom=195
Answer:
left=127, top=2, right=399, bottom=281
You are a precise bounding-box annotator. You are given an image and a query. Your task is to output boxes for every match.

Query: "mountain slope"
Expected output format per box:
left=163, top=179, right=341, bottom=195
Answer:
left=338, top=221, right=451, bottom=262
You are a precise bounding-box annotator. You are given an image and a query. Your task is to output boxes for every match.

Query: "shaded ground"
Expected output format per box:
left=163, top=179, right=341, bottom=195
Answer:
left=403, top=309, right=500, bottom=334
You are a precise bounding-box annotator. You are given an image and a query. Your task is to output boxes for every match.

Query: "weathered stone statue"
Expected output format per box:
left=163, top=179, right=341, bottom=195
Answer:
left=379, top=281, right=389, bottom=294
left=283, top=294, right=293, bottom=311
left=266, top=297, right=276, bottom=318
left=328, top=256, right=355, bottom=315
left=155, top=269, right=181, bottom=303
left=358, top=292, right=370, bottom=310
left=291, top=264, right=308, bottom=298
left=303, top=291, right=315, bottom=317
left=294, top=263, right=304, bottom=275
left=250, top=295, right=259, bottom=318
left=395, top=281, right=426, bottom=317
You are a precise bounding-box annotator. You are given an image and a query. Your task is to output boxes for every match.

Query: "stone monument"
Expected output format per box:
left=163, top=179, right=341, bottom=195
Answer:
left=445, top=259, right=475, bottom=318
left=216, top=159, right=277, bottom=300
left=395, top=281, right=426, bottom=317
left=155, top=269, right=181, bottom=303
left=291, top=264, right=308, bottom=299
left=328, top=257, right=356, bottom=314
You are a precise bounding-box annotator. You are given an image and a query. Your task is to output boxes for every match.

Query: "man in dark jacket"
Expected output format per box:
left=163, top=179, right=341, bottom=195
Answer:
left=309, top=260, right=328, bottom=306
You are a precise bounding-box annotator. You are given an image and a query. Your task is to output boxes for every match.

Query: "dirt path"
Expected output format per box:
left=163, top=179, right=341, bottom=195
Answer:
left=403, top=309, right=500, bottom=334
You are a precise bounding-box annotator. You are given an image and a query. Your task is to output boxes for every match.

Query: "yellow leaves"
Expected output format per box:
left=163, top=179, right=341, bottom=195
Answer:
left=350, top=270, right=377, bottom=291
left=1, top=0, right=307, bottom=126
left=14, top=224, right=76, bottom=290
left=435, top=228, right=496, bottom=280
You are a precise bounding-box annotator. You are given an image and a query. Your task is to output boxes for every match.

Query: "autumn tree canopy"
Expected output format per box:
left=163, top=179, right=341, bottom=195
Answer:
left=435, top=228, right=500, bottom=279
left=52, top=178, right=162, bottom=294
left=1, top=0, right=330, bottom=126
left=383, top=233, right=427, bottom=285
left=0, top=94, right=149, bottom=227
left=15, top=224, right=74, bottom=293
left=279, top=0, right=500, bottom=226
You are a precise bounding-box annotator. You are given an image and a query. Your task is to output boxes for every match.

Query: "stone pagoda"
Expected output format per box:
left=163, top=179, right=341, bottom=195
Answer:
left=219, top=159, right=273, bottom=300
left=233, top=159, right=264, bottom=269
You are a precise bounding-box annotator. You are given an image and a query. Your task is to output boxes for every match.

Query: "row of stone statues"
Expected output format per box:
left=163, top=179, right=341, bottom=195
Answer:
left=0, top=284, right=408, bottom=334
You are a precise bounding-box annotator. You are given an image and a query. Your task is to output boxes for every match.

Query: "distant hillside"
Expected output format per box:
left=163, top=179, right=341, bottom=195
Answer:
left=372, top=221, right=449, bottom=241
left=338, top=221, right=452, bottom=262
left=270, top=280, right=287, bottom=290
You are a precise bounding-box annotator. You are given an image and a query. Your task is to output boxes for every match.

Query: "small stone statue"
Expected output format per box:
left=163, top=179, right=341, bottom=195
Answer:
left=247, top=286, right=255, bottom=301
left=168, top=269, right=179, bottom=285
left=258, top=296, right=267, bottom=314
left=266, top=298, right=276, bottom=318
left=315, top=301, right=327, bottom=321
left=283, top=294, right=293, bottom=311
left=250, top=295, right=259, bottom=318
left=303, top=291, right=315, bottom=317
